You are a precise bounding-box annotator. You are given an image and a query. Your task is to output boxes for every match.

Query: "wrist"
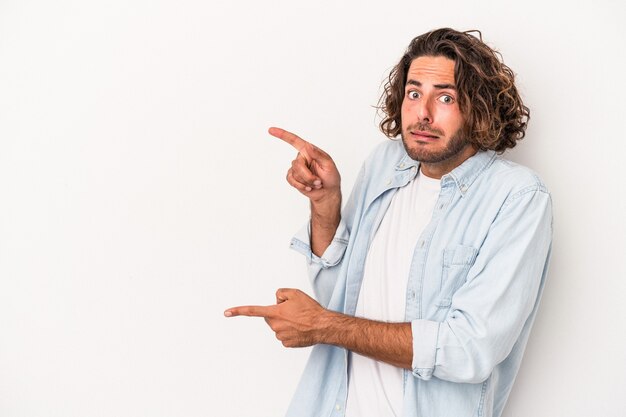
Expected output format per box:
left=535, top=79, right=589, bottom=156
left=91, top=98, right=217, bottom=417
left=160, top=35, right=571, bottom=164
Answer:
left=310, top=193, right=341, bottom=228
left=311, top=190, right=341, bottom=211
left=313, top=309, right=348, bottom=345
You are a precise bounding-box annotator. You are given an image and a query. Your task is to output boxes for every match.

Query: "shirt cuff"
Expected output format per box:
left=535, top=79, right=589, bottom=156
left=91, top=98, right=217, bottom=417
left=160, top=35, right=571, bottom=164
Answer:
left=289, top=220, right=349, bottom=268
left=411, top=319, right=440, bottom=380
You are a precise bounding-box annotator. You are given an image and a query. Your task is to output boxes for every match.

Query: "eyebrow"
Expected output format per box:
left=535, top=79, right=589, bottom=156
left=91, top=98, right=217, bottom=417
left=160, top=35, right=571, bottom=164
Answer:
left=406, top=79, right=456, bottom=90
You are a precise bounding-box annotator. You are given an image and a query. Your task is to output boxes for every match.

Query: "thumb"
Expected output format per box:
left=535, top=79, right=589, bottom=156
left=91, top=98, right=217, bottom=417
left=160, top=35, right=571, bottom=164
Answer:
left=275, top=288, right=298, bottom=303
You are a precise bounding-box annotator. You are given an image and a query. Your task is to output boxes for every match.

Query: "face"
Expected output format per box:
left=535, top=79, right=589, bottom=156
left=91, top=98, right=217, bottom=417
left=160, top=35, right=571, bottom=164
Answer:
left=401, top=55, right=475, bottom=177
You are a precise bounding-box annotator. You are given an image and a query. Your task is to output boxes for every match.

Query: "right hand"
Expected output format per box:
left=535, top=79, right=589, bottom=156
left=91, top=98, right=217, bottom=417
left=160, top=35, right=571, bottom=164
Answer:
left=269, top=127, right=341, bottom=205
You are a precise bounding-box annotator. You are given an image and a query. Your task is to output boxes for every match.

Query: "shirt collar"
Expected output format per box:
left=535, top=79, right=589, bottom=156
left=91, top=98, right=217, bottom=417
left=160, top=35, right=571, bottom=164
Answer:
left=394, top=148, right=497, bottom=195
left=394, top=153, right=419, bottom=171
left=444, top=150, right=497, bottom=195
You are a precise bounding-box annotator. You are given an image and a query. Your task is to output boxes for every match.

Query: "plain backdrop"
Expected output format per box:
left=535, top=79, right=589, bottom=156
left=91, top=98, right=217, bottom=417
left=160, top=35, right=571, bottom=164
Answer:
left=1, top=1, right=625, bottom=416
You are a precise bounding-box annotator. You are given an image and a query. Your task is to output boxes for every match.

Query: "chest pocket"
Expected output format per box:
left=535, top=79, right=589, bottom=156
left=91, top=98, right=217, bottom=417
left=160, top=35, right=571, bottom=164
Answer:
left=437, top=245, right=479, bottom=308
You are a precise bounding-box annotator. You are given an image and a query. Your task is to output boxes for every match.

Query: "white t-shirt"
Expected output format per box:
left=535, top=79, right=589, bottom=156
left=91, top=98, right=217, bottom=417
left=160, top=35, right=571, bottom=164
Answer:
left=345, top=171, right=440, bottom=417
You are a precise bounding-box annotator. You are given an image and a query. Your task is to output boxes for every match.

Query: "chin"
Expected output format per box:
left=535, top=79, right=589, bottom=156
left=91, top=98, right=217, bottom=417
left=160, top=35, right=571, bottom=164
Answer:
left=402, top=141, right=442, bottom=163
left=401, top=131, right=469, bottom=164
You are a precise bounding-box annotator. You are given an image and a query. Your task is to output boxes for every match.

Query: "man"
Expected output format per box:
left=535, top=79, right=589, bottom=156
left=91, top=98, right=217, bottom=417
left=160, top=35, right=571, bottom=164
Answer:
left=225, top=28, right=552, bottom=417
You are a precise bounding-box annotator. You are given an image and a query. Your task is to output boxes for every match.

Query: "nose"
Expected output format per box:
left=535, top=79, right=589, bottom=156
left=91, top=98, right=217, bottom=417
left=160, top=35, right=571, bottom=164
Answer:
left=415, top=98, right=433, bottom=124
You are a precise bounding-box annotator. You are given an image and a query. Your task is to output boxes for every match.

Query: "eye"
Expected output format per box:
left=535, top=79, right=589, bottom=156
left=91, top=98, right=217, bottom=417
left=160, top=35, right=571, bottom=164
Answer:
left=407, top=90, right=420, bottom=100
left=438, top=95, right=455, bottom=104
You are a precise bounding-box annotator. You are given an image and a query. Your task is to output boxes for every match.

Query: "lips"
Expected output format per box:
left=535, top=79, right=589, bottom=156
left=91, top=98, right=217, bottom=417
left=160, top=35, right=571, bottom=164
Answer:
left=411, top=130, right=440, bottom=140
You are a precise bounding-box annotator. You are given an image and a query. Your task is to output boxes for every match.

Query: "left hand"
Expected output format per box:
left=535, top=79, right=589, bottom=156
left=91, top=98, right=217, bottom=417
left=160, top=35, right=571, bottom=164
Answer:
left=225, top=288, right=327, bottom=347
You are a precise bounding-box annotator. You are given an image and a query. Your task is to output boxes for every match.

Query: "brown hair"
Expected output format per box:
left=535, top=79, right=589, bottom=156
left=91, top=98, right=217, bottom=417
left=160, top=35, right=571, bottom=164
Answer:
left=379, top=28, right=529, bottom=153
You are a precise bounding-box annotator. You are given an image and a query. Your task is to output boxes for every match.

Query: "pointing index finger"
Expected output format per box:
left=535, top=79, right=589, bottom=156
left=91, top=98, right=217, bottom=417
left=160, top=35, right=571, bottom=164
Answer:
left=224, top=304, right=275, bottom=318
left=268, top=127, right=310, bottom=154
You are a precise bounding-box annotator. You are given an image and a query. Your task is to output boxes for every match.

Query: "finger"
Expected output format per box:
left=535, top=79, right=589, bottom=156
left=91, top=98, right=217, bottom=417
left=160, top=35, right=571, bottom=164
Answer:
left=266, top=319, right=284, bottom=333
left=287, top=169, right=314, bottom=193
left=276, top=288, right=299, bottom=301
left=268, top=127, right=309, bottom=152
left=269, top=127, right=333, bottom=168
left=276, top=292, right=286, bottom=304
left=276, top=290, right=287, bottom=303
left=269, top=127, right=326, bottom=164
left=224, top=305, right=275, bottom=318
left=291, top=158, right=322, bottom=188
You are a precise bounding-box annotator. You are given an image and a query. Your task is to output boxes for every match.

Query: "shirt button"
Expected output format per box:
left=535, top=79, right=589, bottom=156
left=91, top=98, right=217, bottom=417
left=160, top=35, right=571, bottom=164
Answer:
left=400, top=163, right=405, bottom=168
left=460, top=184, right=468, bottom=192
left=335, top=404, right=342, bottom=411
left=386, top=179, right=392, bottom=185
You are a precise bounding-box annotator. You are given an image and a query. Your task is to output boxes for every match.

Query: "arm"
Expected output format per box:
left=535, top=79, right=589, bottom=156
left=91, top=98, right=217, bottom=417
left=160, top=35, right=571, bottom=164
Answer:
left=318, top=310, right=413, bottom=369
left=411, top=186, right=553, bottom=382
left=269, top=127, right=341, bottom=256
left=289, top=157, right=368, bottom=306
left=310, top=196, right=342, bottom=257
left=226, top=187, right=552, bottom=382
left=225, top=288, right=413, bottom=369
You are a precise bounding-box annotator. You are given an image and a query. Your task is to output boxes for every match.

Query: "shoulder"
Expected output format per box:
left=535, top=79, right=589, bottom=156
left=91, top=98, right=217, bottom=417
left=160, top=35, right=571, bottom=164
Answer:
left=457, top=151, right=551, bottom=212
left=450, top=150, right=550, bottom=198
left=487, top=156, right=550, bottom=196
left=474, top=155, right=552, bottom=218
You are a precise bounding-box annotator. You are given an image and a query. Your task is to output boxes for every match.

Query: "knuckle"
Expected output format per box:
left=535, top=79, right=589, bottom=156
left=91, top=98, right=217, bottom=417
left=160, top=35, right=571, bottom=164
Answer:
left=291, top=165, right=304, bottom=178
left=293, top=159, right=307, bottom=173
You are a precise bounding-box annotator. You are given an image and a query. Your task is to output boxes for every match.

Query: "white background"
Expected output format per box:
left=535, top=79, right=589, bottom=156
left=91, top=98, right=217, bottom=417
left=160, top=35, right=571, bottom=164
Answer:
left=1, top=1, right=625, bottom=416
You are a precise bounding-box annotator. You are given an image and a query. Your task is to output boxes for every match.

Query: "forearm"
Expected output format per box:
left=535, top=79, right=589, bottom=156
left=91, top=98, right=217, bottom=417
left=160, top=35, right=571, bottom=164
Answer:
left=310, top=194, right=341, bottom=257
left=317, top=310, right=413, bottom=369
left=227, top=289, right=414, bottom=370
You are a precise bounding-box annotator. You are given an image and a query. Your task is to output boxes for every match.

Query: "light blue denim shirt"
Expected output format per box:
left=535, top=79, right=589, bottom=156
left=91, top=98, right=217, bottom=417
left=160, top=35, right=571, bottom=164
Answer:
left=288, top=139, right=553, bottom=417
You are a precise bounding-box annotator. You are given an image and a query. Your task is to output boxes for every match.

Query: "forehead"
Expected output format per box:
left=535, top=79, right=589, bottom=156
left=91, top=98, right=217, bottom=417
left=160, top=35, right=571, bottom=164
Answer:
left=406, top=55, right=456, bottom=85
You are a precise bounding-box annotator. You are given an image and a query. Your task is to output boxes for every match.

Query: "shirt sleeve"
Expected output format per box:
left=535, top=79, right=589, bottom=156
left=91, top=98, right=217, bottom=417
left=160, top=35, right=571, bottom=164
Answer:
left=288, top=160, right=369, bottom=307
left=289, top=220, right=349, bottom=306
left=411, top=186, right=553, bottom=383
left=289, top=220, right=349, bottom=269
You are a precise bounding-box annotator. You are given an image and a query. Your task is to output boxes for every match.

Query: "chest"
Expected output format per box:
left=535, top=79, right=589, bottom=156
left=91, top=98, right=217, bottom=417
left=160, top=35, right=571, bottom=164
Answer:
left=344, top=180, right=500, bottom=321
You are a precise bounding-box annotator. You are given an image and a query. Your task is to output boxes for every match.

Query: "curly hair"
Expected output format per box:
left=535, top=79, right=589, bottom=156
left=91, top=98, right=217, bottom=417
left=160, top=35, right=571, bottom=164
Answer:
left=379, top=28, right=529, bottom=153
